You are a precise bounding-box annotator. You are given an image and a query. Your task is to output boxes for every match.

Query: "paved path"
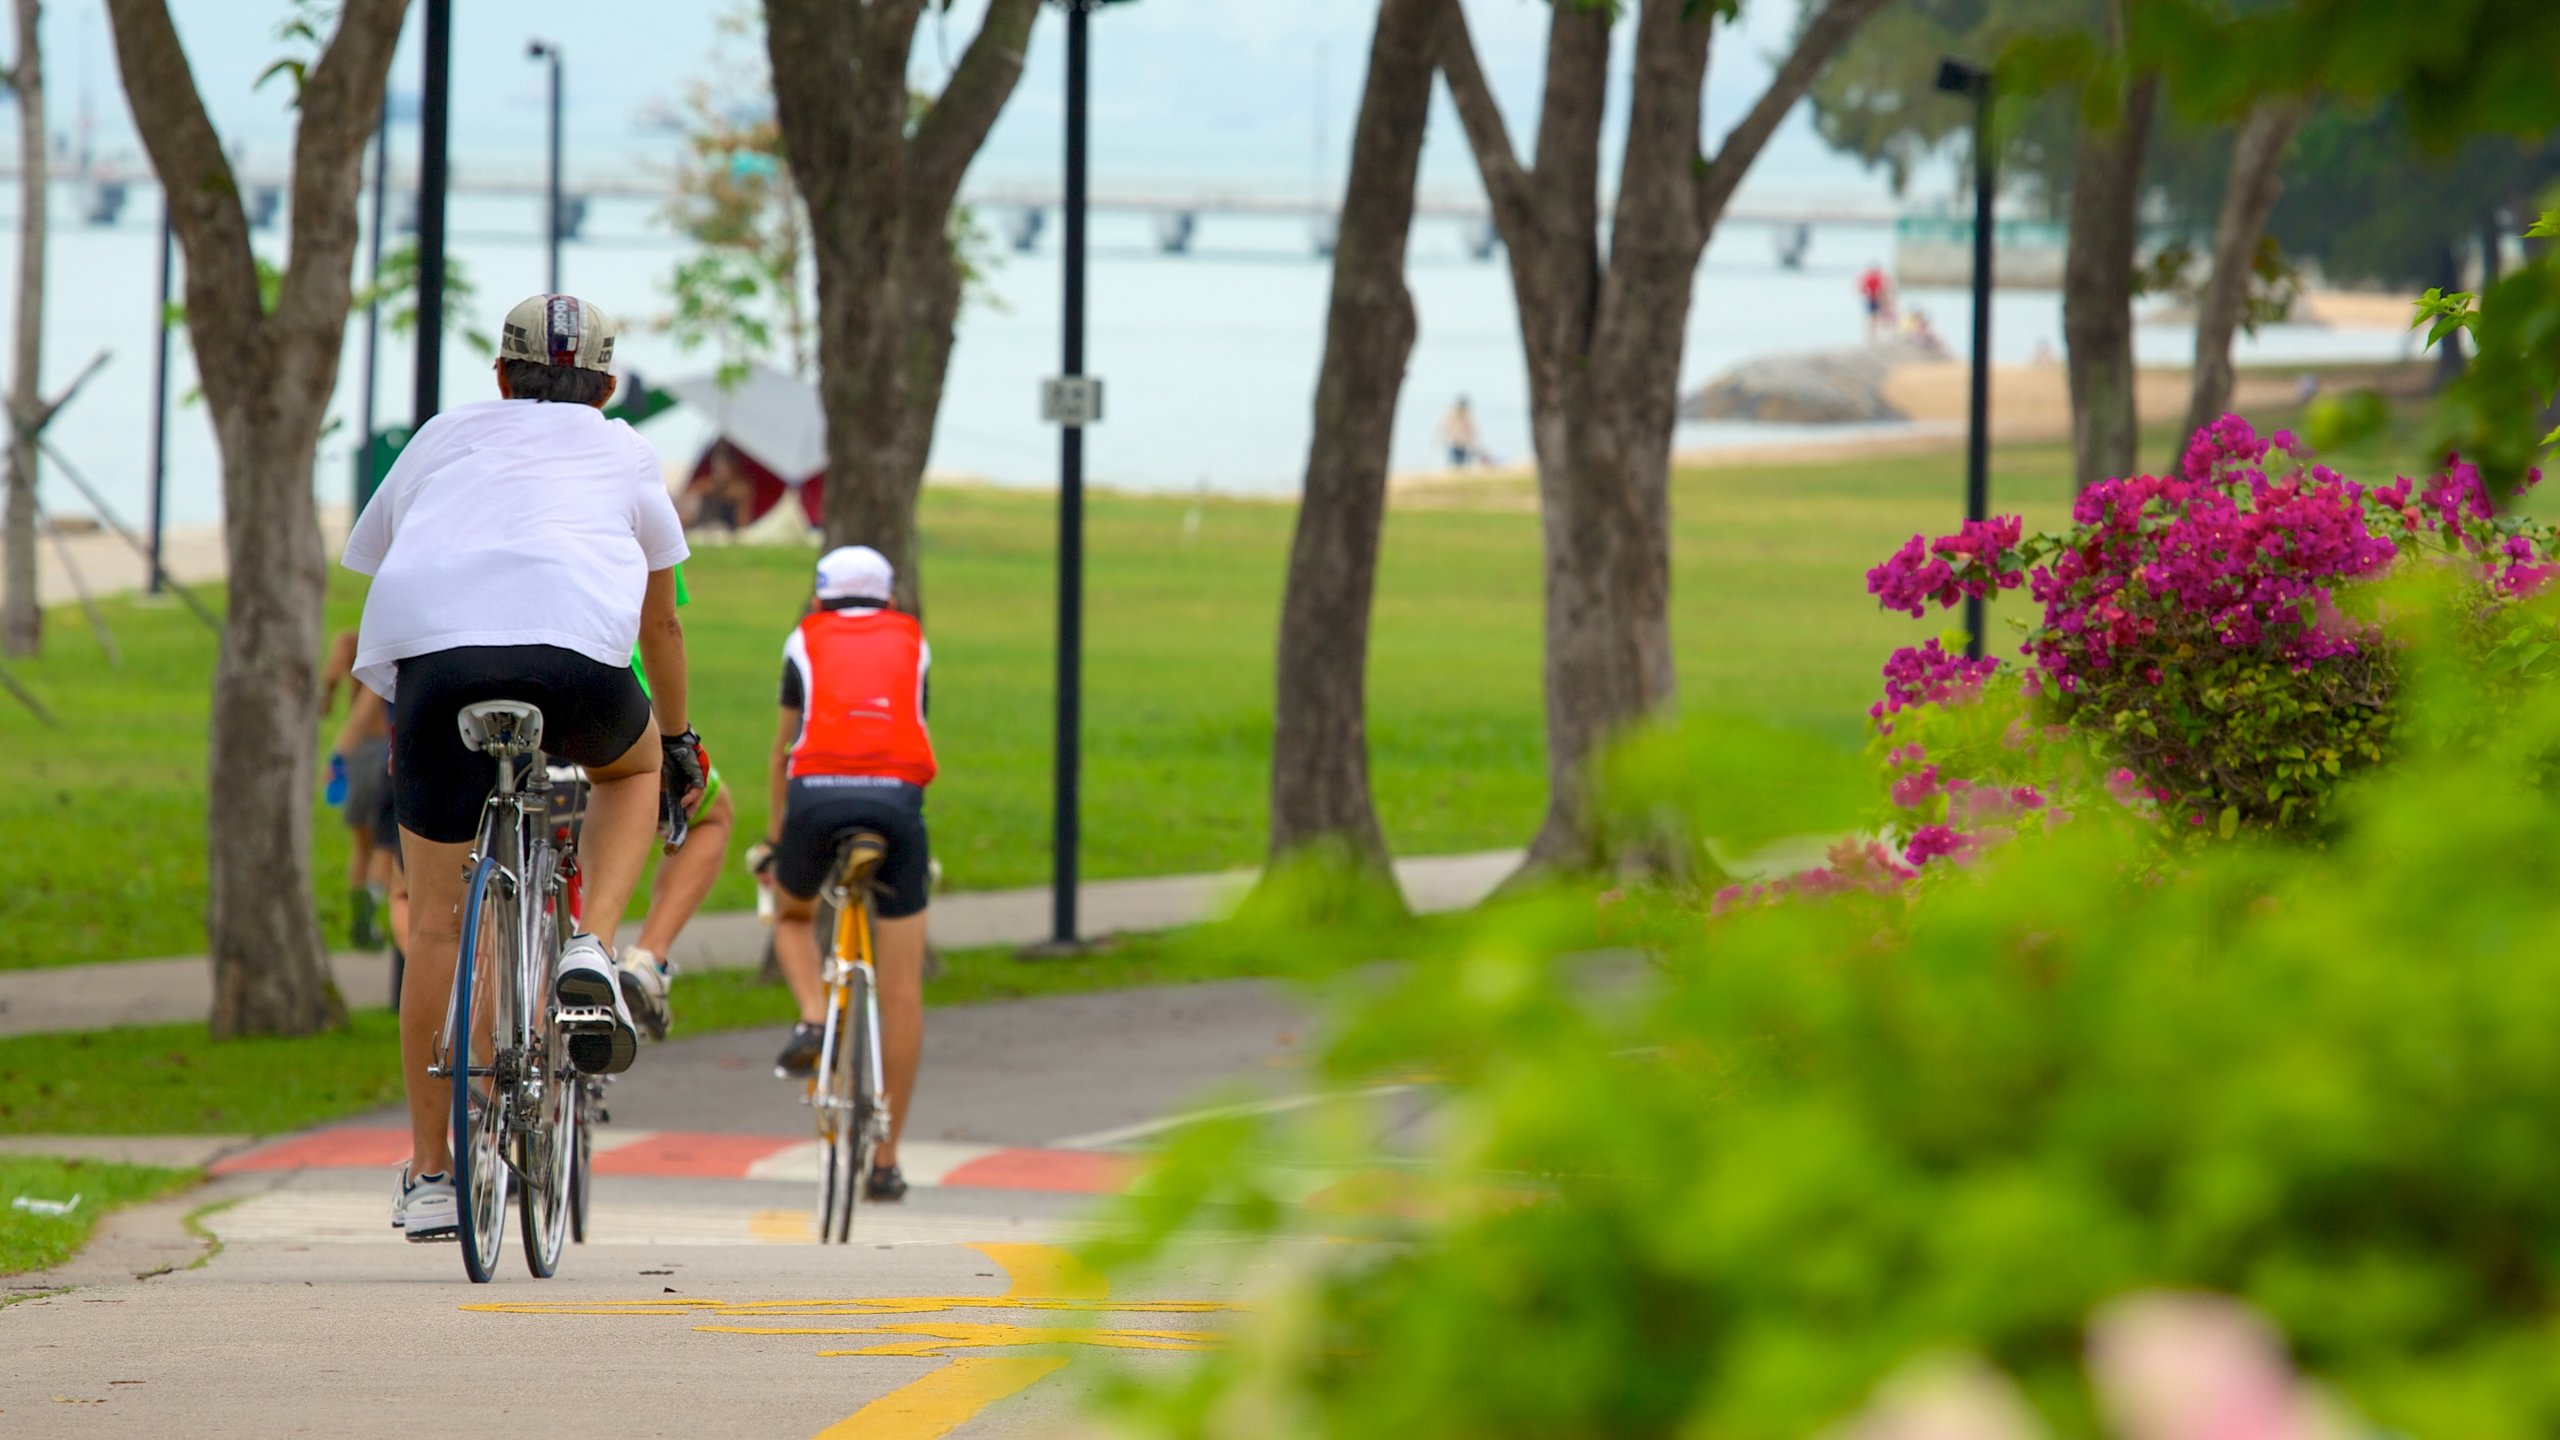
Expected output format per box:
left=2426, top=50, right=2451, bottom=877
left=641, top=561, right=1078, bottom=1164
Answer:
left=4, top=978, right=1329, bottom=1438
left=0, top=850, right=1516, bottom=1037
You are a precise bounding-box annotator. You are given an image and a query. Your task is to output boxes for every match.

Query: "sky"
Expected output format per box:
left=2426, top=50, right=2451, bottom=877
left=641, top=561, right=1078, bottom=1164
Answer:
left=31, top=0, right=1917, bottom=208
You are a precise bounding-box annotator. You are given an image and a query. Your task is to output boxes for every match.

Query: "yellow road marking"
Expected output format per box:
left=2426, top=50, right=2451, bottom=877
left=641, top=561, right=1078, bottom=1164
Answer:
left=463, top=1295, right=1236, bottom=1318
left=749, top=1209, right=812, bottom=1243
left=462, top=1242, right=1234, bottom=1439
left=972, top=1241, right=1108, bottom=1301
left=809, top=1356, right=1068, bottom=1440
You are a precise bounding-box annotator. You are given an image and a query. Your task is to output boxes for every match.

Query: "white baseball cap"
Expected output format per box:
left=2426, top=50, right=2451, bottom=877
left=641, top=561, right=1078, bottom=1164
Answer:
left=815, top=545, right=894, bottom=603
left=497, top=293, right=617, bottom=373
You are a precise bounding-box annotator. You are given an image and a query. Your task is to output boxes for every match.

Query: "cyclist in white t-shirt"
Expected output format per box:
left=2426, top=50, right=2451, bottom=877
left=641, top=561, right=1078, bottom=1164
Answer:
left=343, top=294, right=708, bottom=1242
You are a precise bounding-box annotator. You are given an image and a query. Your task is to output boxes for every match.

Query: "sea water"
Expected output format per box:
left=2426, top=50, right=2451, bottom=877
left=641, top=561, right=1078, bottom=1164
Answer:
left=0, top=188, right=2409, bottom=530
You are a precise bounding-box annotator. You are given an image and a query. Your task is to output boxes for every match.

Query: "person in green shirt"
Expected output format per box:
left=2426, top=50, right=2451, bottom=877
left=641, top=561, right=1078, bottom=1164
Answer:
left=616, top=562, right=736, bottom=1039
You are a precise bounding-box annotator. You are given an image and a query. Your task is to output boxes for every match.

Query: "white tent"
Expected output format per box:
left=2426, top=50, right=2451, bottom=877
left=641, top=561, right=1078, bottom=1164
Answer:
left=658, top=363, right=826, bottom=482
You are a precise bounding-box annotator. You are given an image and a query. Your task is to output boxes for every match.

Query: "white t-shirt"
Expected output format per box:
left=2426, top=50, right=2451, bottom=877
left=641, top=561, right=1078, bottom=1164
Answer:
left=342, top=398, right=689, bottom=700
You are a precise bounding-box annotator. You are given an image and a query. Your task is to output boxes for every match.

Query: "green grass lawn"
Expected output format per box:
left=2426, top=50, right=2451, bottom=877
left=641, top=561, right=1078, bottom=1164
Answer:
left=0, top=1155, right=197, bottom=1275
left=1, top=396, right=2444, bottom=968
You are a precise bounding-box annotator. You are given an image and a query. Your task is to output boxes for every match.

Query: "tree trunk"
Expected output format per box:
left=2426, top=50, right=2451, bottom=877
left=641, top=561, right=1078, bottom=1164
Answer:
left=1441, top=0, right=1888, bottom=874
left=1265, top=0, right=1440, bottom=878
left=765, top=0, right=1038, bottom=616
left=1, top=0, right=45, bottom=659
left=207, top=389, right=340, bottom=1036
left=2431, top=238, right=2469, bottom=389
left=2180, top=95, right=2309, bottom=456
left=2062, top=51, right=2156, bottom=492
left=106, top=0, right=406, bottom=1036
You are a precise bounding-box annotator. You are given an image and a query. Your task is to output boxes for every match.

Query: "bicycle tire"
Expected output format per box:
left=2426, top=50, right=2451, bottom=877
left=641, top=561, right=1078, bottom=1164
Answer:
left=450, top=850, right=515, bottom=1284
left=519, top=847, right=573, bottom=1278
left=814, top=976, right=854, bottom=1242
left=843, top=960, right=883, bottom=1241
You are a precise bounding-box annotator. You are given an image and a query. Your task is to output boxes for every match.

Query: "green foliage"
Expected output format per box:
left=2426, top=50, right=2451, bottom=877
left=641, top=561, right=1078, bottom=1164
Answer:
left=2132, top=232, right=2302, bottom=336
left=2419, top=206, right=2560, bottom=495
left=2264, top=103, right=2553, bottom=293
left=353, top=241, right=495, bottom=355
left=654, top=7, right=812, bottom=382
left=251, top=0, right=338, bottom=110
left=1806, top=0, right=2101, bottom=206
left=1094, top=646, right=2560, bottom=1436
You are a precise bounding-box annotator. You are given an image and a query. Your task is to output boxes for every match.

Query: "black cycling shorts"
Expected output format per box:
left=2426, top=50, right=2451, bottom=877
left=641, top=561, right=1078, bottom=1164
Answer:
left=391, top=644, right=653, bottom=844
left=774, top=776, right=930, bottom=918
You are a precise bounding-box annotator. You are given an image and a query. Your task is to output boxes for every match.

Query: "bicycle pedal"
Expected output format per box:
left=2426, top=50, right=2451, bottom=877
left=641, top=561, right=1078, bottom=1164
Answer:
left=555, top=1006, right=617, bottom=1031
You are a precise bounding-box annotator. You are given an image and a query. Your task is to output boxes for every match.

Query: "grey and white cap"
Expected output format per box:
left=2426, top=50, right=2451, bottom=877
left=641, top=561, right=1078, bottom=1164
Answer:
left=498, top=293, right=617, bottom=373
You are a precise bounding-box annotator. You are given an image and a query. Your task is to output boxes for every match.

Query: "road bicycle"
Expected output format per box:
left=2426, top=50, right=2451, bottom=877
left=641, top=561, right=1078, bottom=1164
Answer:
left=545, top=756, right=685, bottom=1247
left=810, top=830, right=893, bottom=1243
left=430, top=702, right=595, bottom=1283
left=540, top=758, right=610, bottom=1248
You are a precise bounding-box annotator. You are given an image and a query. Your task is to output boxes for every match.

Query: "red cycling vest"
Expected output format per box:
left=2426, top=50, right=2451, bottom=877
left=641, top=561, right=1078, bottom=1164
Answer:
left=782, top=606, right=937, bottom=786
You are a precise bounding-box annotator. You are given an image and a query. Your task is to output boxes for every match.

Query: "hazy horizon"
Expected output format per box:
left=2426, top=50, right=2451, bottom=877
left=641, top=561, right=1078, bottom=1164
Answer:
left=21, top=1, right=1947, bottom=204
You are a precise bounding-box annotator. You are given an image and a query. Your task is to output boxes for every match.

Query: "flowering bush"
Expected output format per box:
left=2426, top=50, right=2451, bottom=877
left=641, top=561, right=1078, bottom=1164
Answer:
left=1865, top=415, right=2560, bottom=846
left=1098, top=662, right=2560, bottom=1439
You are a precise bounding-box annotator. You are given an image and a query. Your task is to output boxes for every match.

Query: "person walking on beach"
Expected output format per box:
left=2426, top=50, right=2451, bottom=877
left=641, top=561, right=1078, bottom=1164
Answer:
left=1859, top=265, right=1896, bottom=344
left=1438, top=395, right=1484, bottom=469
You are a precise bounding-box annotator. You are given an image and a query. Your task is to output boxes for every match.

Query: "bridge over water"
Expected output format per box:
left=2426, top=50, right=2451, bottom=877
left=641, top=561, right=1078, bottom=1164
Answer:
left=1, top=158, right=1902, bottom=260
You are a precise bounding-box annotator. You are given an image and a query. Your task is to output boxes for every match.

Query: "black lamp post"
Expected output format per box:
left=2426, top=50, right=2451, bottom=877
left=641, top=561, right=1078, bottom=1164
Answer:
left=1048, top=0, right=1095, bottom=948
left=414, top=0, right=452, bottom=427
left=355, top=99, right=389, bottom=514
left=527, top=38, right=563, bottom=294
left=1937, top=56, right=1994, bottom=661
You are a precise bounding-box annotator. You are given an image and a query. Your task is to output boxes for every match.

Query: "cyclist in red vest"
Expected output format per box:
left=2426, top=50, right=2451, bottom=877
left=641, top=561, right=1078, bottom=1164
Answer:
left=753, top=544, right=934, bottom=1201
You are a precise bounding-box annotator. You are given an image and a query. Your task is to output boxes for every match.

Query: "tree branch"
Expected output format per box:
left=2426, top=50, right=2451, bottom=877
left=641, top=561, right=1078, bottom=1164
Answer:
left=273, top=0, right=408, bottom=340
left=1435, top=0, right=1534, bottom=249
left=907, top=0, right=1041, bottom=223
left=33, top=348, right=109, bottom=430
left=100, top=0, right=259, bottom=367
left=1695, top=0, right=1893, bottom=229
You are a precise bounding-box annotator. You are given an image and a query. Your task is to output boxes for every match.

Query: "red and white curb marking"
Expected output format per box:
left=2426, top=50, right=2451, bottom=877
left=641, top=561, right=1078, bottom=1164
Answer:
left=210, top=1127, right=1143, bottom=1195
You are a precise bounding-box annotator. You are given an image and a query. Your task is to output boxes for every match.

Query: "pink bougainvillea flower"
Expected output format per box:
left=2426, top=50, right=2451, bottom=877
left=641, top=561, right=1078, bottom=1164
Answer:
left=1904, top=824, right=1977, bottom=868
left=2088, top=1292, right=2365, bottom=1440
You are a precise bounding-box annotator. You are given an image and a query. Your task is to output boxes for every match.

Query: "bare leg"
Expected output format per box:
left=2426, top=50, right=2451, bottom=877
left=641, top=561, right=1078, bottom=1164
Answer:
left=635, top=787, right=733, bottom=957
left=347, top=822, right=374, bottom=892
left=872, top=909, right=927, bottom=1168
left=570, top=721, right=663, bottom=949
left=386, top=850, right=409, bottom=960
left=397, top=830, right=474, bottom=1176
left=774, top=889, right=824, bottom=1025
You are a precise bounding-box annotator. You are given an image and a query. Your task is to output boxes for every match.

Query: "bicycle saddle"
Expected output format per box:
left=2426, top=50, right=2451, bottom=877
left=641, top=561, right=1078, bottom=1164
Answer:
left=456, top=699, right=545, bottom=756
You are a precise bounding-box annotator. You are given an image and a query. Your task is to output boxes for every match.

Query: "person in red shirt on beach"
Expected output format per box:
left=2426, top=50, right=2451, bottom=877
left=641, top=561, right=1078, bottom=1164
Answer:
left=1859, top=264, right=1897, bottom=344
left=752, top=545, right=934, bottom=1202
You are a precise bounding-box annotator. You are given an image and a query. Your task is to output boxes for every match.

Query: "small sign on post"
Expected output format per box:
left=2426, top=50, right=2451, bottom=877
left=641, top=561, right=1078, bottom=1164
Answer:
left=1041, top=375, right=1105, bottom=427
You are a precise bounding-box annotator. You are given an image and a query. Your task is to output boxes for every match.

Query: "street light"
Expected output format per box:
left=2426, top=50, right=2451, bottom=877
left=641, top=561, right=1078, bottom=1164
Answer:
left=1045, top=0, right=1099, bottom=950
left=414, top=0, right=451, bottom=426
left=1937, top=56, right=1993, bottom=661
left=527, top=38, right=563, bottom=294
left=355, top=98, right=390, bottom=516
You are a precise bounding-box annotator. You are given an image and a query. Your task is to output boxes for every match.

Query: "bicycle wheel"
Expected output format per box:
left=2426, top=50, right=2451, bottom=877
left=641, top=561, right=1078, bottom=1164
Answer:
left=519, top=849, right=574, bottom=1278
left=449, top=850, right=517, bottom=1284
left=815, top=978, right=859, bottom=1242
left=843, top=960, right=885, bottom=1241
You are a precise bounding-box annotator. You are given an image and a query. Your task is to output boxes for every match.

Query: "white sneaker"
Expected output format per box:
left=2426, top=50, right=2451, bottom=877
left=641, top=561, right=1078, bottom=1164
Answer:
left=397, top=1167, right=458, bottom=1243
left=556, top=933, right=639, bottom=1075
left=618, top=947, right=674, bottom=1042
